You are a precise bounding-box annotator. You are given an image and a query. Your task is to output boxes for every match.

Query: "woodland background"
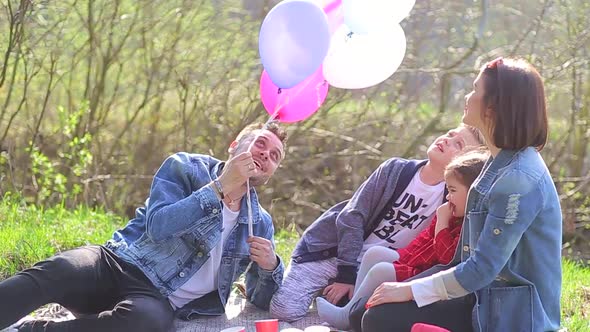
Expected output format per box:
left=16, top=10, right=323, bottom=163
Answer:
left=1, top=0, right=589, bottom=261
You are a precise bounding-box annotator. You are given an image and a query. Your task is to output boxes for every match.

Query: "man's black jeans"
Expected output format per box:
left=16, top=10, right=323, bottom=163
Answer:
left=0, top=245, right=174, bottom=332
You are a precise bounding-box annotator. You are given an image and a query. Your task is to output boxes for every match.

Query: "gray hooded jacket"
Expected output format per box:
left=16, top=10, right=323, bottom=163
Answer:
left=292, top=158, right=446, bottom=284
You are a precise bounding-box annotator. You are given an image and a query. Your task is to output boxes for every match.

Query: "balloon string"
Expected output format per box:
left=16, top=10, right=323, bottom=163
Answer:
left=246, top=109, right=280, bottom=238
left=272, top=88, right=289, bottom=119
left=248, top=0, right=339, bottom=238
left=246, top=173, right=254, bottom=237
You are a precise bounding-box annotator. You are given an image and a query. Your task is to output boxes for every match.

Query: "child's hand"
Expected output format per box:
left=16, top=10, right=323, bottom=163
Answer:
left=322, top=282, right=354, bottom=304
left=435, top=202, right=452, bottom=236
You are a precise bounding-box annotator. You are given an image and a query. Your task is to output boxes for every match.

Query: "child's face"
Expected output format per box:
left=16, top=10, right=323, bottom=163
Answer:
left=445, top=173, right=469, bottom=217
left=426, top=127, right=480, bottom=169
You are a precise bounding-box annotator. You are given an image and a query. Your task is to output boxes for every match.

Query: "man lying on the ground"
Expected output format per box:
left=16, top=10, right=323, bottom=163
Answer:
left=0, top=122, right=287, bottom=332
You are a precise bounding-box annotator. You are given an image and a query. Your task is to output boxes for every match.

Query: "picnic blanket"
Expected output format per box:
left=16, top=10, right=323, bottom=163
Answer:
left=175, top=291, right=324, bottom=331
left=174, top=292, right=321, bottom=332
left=2, top=292, right=325, bottom=332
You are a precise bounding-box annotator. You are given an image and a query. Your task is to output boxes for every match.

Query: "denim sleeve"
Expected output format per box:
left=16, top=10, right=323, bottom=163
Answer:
left=245, top=221, right=285, bottom=310
left=334, top=159, right=396, bottom=283
left=453, top=169, right=544, bottom=292
left=144, top=153, right=221, bottom=243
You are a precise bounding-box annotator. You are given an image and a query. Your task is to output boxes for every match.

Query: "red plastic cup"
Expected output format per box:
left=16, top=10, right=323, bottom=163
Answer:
left=410, top=323, right=451, bottom=332
left=255, top=318, right=279, bottom=332
left=220, top=327, right=246, bottom=332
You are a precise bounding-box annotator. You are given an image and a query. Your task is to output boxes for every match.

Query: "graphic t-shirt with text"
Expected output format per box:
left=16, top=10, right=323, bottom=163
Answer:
left=358, top=169, right=445, bottom=262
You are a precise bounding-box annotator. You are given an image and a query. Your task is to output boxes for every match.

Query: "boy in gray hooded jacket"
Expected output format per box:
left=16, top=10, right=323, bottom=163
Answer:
left=269, top=125, right=483, bottom=322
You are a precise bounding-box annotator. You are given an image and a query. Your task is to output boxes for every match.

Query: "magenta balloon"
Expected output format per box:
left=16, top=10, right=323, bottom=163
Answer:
left=260, top=67, right=329, bottom=123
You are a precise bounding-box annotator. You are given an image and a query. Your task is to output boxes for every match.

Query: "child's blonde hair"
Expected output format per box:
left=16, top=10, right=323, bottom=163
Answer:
left=444, top=147, right=489, bottom=188
left=459, top=123, right=486, bottom=147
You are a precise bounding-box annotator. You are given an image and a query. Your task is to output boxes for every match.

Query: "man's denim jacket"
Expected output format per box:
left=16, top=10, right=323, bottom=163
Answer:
left=425, top=148, right=562, bottom=331
left=105, top=152, right=284, bottom=320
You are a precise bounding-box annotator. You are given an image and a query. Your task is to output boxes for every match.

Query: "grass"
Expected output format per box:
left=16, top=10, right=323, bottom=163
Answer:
left=274, top=227, right=300, bottom=266
left=1, top=197, right=589, bottom=331
left=561, top=260, right=590, bottom=330
left=0, top=196, right=124, bottom=279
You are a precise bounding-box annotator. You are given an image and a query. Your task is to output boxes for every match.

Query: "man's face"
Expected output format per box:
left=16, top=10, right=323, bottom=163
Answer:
left=426, top=126, right=479, bottom=168
left=234, top=129, right=284, bottom=186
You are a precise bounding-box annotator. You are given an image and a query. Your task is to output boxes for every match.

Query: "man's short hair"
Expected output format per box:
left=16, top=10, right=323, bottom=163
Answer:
left=236, top=121, right=288, bottom=148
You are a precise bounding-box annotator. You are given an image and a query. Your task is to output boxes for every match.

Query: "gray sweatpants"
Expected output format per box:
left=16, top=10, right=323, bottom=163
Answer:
left=269, top=258, right=338, bottom=322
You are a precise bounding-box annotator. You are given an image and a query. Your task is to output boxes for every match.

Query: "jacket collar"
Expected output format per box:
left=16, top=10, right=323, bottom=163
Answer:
left=474, top=149, right=519, bottom=194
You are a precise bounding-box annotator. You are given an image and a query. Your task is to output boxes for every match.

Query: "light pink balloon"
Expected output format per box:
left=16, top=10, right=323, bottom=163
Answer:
left=260, top=66, right=329, bottom=123
left=323, top=0, right=344, bottom=35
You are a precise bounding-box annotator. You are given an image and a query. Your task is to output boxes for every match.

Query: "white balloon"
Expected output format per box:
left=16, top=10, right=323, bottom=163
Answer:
left=323, top=23, right=406, bottom=89
left=343, top=0, right=415, bottom=34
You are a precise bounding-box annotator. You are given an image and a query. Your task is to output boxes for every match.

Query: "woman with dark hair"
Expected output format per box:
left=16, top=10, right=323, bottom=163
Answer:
left=349, top=58, right=562, bottom=332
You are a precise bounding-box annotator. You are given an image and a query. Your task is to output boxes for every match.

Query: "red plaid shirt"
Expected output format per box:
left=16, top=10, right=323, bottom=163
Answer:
left=394, top=215, right=462, bottom=281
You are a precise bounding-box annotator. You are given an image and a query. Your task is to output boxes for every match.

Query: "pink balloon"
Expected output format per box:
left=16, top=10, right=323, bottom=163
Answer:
left=323, top=0, right=344, bottom=35
left=314, top=0, right=343, bottom=34
left=260, top=66, right=329, bottom=123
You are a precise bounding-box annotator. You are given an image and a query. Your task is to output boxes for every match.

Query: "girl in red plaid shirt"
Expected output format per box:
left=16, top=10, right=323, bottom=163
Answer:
left=317, top=148, right=488, bottom=330
left=393, top=149, right=487, bottom=282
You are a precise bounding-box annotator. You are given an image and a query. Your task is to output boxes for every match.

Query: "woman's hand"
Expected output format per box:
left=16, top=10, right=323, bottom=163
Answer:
left=366, top=282, right=413, bottom=308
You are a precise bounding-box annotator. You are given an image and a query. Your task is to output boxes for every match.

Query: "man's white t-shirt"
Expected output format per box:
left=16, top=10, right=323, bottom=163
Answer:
left=168, top=204, right=239, bottom=309
left=357, top=168, right=445, bottom=262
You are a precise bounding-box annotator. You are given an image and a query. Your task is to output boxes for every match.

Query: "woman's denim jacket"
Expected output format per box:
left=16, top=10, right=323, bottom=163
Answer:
left=440, top=148, right=562, bottom=331
left=105, top=152, right=284, bottom=319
